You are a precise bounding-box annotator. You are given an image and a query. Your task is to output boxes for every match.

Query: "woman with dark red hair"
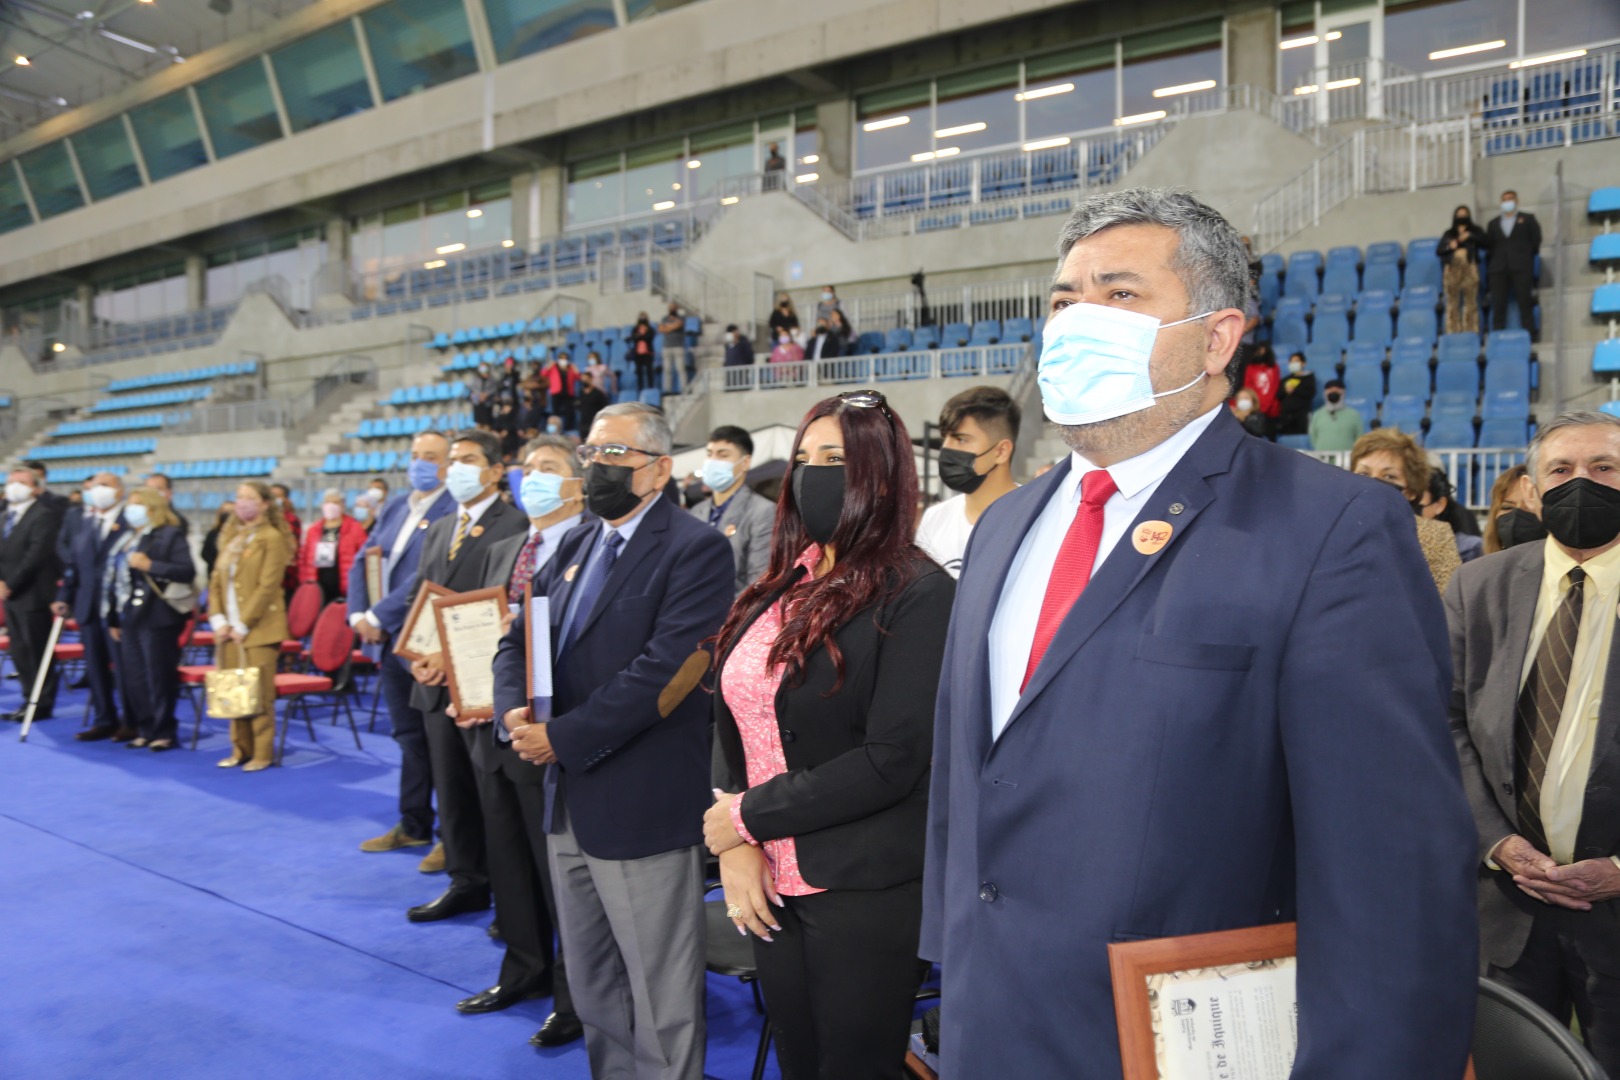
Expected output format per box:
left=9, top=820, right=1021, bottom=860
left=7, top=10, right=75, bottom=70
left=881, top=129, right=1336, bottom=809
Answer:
left=703, top=390, right=956, bottom=1079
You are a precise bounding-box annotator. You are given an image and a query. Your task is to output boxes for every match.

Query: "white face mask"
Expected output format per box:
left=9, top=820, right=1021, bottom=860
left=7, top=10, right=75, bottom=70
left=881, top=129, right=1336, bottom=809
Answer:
left=124, top=503, right=150, bottom=530
left=1037, top=303, right=1213, bottom=427
left=1289, top=361, right=1304, bottom=374
left=821, top=291, right=833, bottom=302
left=86, top=484, right=118, bottom=510
left=6, top=481, right=34, bottom=505
left=1235, top=399, right=1254, bottom=414
left=1501, top=200, right=1516, bottom=215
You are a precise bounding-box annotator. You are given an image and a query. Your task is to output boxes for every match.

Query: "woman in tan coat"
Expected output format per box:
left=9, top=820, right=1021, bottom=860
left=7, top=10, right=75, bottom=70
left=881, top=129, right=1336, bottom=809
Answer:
left=1349, top=428, right=1462, bottom=595
left=208, top=480, right=293, bottom=771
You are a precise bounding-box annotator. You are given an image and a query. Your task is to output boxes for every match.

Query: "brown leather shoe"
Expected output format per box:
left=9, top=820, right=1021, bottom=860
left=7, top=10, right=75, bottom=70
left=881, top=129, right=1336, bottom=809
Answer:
left=76, top=726, right=117, bottom=742
left=417, top=841, right=446, bottom=874
left=360, top=825, right=431, bottom=853
left=110, top=727, right=139, bottom=743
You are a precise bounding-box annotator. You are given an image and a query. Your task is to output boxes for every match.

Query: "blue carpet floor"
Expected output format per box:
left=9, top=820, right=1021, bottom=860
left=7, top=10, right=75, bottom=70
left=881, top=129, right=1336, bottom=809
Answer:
left=0, top=669, right=777, bottom=1079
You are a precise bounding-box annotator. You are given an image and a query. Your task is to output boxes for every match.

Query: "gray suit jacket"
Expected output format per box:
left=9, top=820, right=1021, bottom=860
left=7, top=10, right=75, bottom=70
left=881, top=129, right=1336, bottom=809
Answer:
left=1446, top=539, right=1620, bottom=971
left=689, top=484, right=774, bottom=596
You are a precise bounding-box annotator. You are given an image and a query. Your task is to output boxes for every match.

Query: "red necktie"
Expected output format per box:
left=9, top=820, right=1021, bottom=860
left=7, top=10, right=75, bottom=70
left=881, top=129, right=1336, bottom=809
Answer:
left=507, top=532, right=544, bottom=606
left=1021, top=469, right=1118, bottom=693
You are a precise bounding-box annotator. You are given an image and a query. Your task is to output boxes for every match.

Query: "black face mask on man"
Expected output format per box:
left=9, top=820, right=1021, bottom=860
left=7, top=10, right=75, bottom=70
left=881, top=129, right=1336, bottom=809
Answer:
left=1495, top=508, right=1547, bottom=550
left=792, top=464, right=846, bottom=546
left=937, top=447, right=995, bottom=495
left=585, top=462, right=649, bottom=521
left=1538, top=477, right=1620, bottom=551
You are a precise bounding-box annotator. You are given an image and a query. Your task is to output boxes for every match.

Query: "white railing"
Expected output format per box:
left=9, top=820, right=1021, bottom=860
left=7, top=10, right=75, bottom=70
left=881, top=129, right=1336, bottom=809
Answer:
left=1401, top=42, right=1620, bottom=126
left=719, top=342, right=1029, bottom=392
left=783, top=277, right=1049, bottom=336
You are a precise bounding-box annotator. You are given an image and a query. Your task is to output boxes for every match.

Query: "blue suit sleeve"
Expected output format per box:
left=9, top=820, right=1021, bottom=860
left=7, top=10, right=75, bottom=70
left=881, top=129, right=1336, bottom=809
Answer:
left=1278, top=484, right=1478, bottom=1079
left=146, top=528, right=195, bottom=583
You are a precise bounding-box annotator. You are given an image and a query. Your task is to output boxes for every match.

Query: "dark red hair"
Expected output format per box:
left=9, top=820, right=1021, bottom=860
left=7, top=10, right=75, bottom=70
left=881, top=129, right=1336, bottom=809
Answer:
left=714, top=393, right=921, bottom=690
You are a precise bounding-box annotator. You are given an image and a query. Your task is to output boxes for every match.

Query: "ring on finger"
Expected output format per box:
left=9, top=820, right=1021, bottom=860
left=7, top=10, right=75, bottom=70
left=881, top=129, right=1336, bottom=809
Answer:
left=726, top=904, right=744, bottom=919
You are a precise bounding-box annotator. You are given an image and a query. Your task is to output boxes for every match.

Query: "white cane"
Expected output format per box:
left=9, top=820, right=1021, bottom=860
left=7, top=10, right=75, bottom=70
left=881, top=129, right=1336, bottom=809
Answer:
left=18, top=614, right=65, bottom=743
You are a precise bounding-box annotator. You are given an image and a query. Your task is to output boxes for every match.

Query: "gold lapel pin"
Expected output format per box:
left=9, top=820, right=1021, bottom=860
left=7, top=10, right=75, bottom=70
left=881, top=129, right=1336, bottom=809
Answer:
left=723, top=523, right=738, bottom=537
left=564, top=564, right=580, bottom=582
left=470, top=525, right=485, bottom=538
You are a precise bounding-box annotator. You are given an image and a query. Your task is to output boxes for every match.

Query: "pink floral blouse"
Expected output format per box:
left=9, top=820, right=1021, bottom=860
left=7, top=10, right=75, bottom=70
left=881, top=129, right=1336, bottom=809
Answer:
left=720, top=545, right=826, bottom=896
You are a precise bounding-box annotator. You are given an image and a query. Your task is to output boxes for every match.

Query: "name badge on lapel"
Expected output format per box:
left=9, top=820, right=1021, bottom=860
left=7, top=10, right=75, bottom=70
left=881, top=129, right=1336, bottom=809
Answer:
left=1132, top=521, right=1173, bottom=556
left=564, top=564, right=580, bottom=583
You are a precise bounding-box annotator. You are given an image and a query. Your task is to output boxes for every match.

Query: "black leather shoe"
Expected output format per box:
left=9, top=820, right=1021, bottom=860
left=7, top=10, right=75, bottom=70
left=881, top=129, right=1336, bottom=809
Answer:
left=487, top=921, right=502, bottom=940
left=455, top=981, right=544, bottom=1015
left=407, top=885, right=491, bottom=923
left=531, top=1012, right=584, bottom=1047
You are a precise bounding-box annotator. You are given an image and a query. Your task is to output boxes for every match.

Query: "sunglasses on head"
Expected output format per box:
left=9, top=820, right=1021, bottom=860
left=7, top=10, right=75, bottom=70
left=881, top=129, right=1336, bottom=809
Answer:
left=837, top=389, right=892, bottom=418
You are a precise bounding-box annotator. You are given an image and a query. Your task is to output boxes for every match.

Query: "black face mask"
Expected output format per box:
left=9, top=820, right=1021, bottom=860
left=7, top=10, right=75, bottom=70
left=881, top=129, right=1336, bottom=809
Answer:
left=1539, top=477, right=1620, bottom=551
left=938, top=447, right=993, bottom=495
left=1325, top=391, right=1344, bottom=405
left=792, top=464, right=845, bottom=546
left=1455, top=217, right=1470, bottom=228
left=1495, top=507, right=1547, bottom=550
left=585, top=462, right=647, bottom=521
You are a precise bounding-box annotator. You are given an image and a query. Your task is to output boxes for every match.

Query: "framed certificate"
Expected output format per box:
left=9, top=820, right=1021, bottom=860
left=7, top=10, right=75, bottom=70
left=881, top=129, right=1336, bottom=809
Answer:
left=1109, top=924, right=1475, bottom=1080
left=522, top=583, right=553, bottom=711
left=430, top=586, right=508, bottom=720
left=364, top=547, right=385, bottom=608
left=394, top=581, right=452, bottom=662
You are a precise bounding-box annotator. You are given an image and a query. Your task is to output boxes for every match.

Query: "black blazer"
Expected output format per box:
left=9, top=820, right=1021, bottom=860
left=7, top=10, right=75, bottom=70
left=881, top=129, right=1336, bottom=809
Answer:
left=108, top=524, right=196, bottom=632
left=0, top=497, right=66, bottom=609
left=713, top=557, right=955, bottom=891
left=1483, top=212, right=1541, bottom=276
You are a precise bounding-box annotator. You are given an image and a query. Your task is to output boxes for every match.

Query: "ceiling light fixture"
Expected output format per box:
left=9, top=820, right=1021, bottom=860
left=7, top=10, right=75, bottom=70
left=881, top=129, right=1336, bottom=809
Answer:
left=686, top=159, right=701, bottom=169
left=861, top=116, right=910, bottom=132
left=1293, top=84, right=1320, bottom=95
left=795, top=172, right=819, bottom=184
left=1279, top=35, right=1318, bottom=50
left=500, top=240, right=514, bottom=247
left=1510, top=49, right=1588, bottom=69
left=1429, top=40, right=1506, bottom=61
left=933, top=122, right=986, bottom=138
left=653, top=200, right=675, bottom=211
left=1015, top=83, right=1074, bottom=101
left=14, top=56, right=29, bottom=66
left=1153, top=79, right=1217, bottom=98
left=800, top=154, right=819, bottom=164
left=1022, top=136, right=1071, bottom=151
left=424, top=259, right=447, bottom=269
left=435, top=243, right=466, bottom=255
left=1324, top=76, right=1362, bottom=90
left=720, top=196, right=740, bottom=205
left=1113, top=111, right=1167, bottom=126
left=465, top=208, right=482, bottom=218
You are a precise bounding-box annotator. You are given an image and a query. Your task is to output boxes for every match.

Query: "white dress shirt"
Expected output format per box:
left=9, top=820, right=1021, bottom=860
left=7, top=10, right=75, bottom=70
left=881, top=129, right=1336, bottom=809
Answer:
left=987, top=406, right=1221, bottom=738
left=98, top=502, right=125, bottom=540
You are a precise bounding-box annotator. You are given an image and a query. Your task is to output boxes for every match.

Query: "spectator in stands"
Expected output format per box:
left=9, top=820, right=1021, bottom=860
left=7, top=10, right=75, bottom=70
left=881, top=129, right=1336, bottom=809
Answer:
left=916, top=386, right=1020, bottom=579
left=690, top=425, right=774, bottom=596
left=723, top=324, right=754, bottom=367
left=771, top=328, right=805, bottom=365
left=55, top=471, right=131, bottom=742
left=583, top=350, right=614, bottom=397
left=763, top=142, right=786, bottom=190
left=544, top=353, right=580, bottom=434
left=519, top=360, right=548, bottom=434
left=202, top=501, right=233, bottom=578
left=299, top=489, right=367, bottom=605
left=1484, top=464, right=1542, bottom=554
left=1420, top=467, right=1484, bottom=563
left=106, top=487, right=194, bottom=753
left=1484, top=189, right=1542, bottom=340
left=1310, top=378, right=1364, bottom=451
left=142, top=473, right=188, bottom=535
left=576, top=371, right=610, bottom=438
left=470, top=360, right=501, bottom=429
left=630, top=313, right=657, bottom=392
left=209, top=480, right=294, bottom=772
left=769, top=294, right=801, bottom=343
left=1230, top=387, right=1268, bottom=438
left=659, top=302, right=688, bottom=394
left=1438, top=206, right=1483, bottom=335
left=1276, top=350, right=1316, bottom=437
left=827, top=309, right=854, bottom=355
left=708, top=391, right=954, bottom=1079
left=806, top=319, right=837, bottom=361
left=0, top=465, right=64, bottom=721
left=814, top=285, right=841, bottom=328
left=1242, top=343, right=1281, bottom=427
left=1351, top=428, right=1461, bottom=593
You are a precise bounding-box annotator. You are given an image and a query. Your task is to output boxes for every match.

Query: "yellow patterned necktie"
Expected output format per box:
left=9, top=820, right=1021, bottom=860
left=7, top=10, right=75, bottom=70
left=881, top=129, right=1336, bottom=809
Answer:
left=448, top=511, right=470, bottom=561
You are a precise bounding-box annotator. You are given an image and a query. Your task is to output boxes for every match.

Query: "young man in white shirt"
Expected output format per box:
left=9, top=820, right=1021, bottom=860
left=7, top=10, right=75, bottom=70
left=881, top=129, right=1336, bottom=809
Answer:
left=916, top=386, right=1021, bottom=577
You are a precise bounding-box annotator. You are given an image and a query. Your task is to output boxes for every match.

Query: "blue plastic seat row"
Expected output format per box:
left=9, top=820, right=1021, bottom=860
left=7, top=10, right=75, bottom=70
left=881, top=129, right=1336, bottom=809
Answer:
left=52, top=411, right=186, bottom=438
left=350, top=413, right=473, bottom=440
left=25, top=438, right=156, bottom=461
left=1595, top=283, right=1620, bottom=317
left=91, top=387, right=212, bottom=413
left=106, top=360, right=257, bottom=394
left=156, top=458, right=276, bottom=480
left=321, top=450, right=408, bottom=474
left=49, top=464, right=130, bottom=483
left=385, top=383, right=470, bottom=407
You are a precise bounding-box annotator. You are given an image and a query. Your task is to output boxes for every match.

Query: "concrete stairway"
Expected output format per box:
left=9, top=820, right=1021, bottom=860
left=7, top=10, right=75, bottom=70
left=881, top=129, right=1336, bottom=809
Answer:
left=278, top=395, right=385, bottom=482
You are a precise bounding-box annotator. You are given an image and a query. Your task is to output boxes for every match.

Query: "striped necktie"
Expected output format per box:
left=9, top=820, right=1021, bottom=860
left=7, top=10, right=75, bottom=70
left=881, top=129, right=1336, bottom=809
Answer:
left=508, top=531, right=545, bottom=606
left=1514, top=566, right=1585, bottom=853
left=448, top=512, right=471, bottom=562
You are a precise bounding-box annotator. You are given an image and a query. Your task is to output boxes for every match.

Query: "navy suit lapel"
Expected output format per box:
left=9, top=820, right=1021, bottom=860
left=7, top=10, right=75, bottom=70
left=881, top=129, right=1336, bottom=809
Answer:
left=575, top=497, right=668, bottom=643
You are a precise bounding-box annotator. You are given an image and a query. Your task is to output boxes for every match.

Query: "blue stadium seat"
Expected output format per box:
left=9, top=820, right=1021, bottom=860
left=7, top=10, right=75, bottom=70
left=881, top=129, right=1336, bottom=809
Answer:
left=1593, top=284, right=1620, bottom=316
left=1365, top=241, right=1401, bottom=264
left=1437, top=333, right=1482, bottom=365
left=1396, top=304, right=1437, bottom=343
left=1387, top=362, right=1431, bottom=399
left=1312, top=308, right=1349, bottom=349
left=1322, top=264, right=1359, bottom=298
left=854, top=331, right=885, bottom=355
left=1390, top=337, right=1432, bottom=368
left=1590, top=188, right=1620, bottom=217
left=1326, top=245, right=1361, bottom=268
left=1345, top=340, right=1385, bottom=369
left=1353, top=291, right=1394, bottom=345
left=1285, top=251, right=1322, bottom=300
left=1315, top=292, right=1351, bottom=314
left=1272, top=309, right=1309, bottom=346
left=1482, top=389, right=1529, bottom=420
left=884, top=328, right=914, bottom=352
left=1342, top=361, right=1384, bottom=400
left=941, top=323, right=970, bottom=347
left=1591, top=235, right=1620, bottom=264
left=1277, top=434, right=1312, bottom=451
left=1485, top=330, right=1532, bottom=365
left=1485, top=357, right=1531, bottom=399
left=1433, top=361, right=1480, bottom=399
left=1404, top=240, right=1442, bottom=291
left=1302, top=342, right=1340, bottom=379
left=968, top=321, right=1000, bottom=346
left=1595, top=339, right=1620, bottom=374
left=1260, top=253, right=1284, bottom=276
left=1003, top=317, right=1034, bottom=343
left=1425, top=418, right=1475, bottom=448
left=1479, top=417, right=1527, bottom=447
left=1361, top=261, right=1401, bottom=295
left=1380, top=395, right=1426, bottom=432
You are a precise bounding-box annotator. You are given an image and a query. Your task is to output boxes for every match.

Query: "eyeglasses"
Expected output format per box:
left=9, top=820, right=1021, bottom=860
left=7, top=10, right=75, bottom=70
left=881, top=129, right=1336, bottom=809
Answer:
left=575, top=443, right=664, bottom=467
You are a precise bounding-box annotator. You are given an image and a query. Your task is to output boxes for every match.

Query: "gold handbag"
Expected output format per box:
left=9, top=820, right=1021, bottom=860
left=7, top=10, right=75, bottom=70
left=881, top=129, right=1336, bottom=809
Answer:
left=206, top=641, right=262, bottom=720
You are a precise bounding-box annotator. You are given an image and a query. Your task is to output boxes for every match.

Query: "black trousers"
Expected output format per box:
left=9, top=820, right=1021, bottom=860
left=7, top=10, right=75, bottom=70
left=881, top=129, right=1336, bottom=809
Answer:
left=379, top=656, right=434, bottom=841
left=81, top=616, right=121, bottom=728
left=119, top=622, right=181, bottom=742
left=476, top=765, right=574, bottom=1015
left=5, top=600, right=58, bottom=715
left=424, top=708, right=488, bottom=892
left=1488, top=908, right=1620, bottom=1075
left=1489, top=268, right=1536, bottom=338
left=751, top=877, right=924, bottom=1080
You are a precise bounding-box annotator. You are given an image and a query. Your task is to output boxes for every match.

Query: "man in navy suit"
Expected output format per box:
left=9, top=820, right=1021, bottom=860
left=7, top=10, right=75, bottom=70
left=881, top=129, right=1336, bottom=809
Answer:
left=54, top=471, right=133, bottom=741
left=348, top=431, right=456, bottom=857
left=922, top=189, right=1478, bottom=1078
left=493, top=402, right=733, bottom=1080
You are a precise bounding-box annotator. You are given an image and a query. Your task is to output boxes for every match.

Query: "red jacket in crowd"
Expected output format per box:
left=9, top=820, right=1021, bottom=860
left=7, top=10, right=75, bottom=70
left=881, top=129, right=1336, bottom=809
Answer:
left=296, top=515, right=368, bottom=591
left=1243, top=360, right=1281, bottom=419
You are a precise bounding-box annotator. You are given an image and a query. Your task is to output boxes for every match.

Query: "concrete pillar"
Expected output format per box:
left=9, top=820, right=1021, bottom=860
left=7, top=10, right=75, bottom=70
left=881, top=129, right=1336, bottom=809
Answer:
left=185, top=254, right=206, bottom=310
left=509, top=169, right=536, bottom=250
left=74, top=283, right=93, bottom=332
left=535, top=161, right=564, bottom=243
left=325, top=215, right=350, bottom=266
left=1226, top=7, right=1277, bottom=95
left=815, top=97, right=854, bottom=185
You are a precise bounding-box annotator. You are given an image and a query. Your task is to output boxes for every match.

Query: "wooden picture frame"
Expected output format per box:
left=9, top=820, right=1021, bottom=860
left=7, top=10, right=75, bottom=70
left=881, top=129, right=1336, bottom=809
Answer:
left=430, top=586, right=508, bottom=721
left=364, top=547, right=385, bottom=608
left=393, top=581, right=452, bottom=663
left=1109, top=923, right=1475, bottom=1080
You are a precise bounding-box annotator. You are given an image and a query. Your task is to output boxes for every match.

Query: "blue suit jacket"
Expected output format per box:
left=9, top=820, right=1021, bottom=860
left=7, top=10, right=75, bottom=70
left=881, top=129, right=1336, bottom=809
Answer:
left=57, top=507, right=135, bottom=625
left=493, top=495, right=734, bottom=861
left=922, top=412, right=1478, bottom=1079
left=108, top=524, right=196, bottom=632
left=346, top=488, right=456, bottom=662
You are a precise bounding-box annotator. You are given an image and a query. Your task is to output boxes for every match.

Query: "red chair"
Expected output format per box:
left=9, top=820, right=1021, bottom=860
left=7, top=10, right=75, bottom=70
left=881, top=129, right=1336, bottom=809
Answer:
left=0, top=602, right=10, bottom=682
left=280, top=583, right=324, bottom=666
left=274, top=602, right=364, bottom=763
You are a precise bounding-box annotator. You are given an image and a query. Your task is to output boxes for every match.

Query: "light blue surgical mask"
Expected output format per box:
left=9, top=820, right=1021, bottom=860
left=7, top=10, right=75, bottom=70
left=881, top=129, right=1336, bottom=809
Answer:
left=445, top=461, right=488, bottom=504
left=124, top=503, right=149, bottom=530
left=520, top=472, right=567, bottom=518
left=1037, top=303, right=1213, bottom=427
left=1501, top=200, right=1516, bottom=215
left=702, top=459, right=738, bottom=493
left=408, top=458, right=442, bottom=493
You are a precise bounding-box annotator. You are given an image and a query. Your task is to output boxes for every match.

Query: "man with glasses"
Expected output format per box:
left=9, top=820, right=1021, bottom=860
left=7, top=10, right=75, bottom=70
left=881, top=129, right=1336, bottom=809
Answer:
left=493, top=403, right=734, bottom=1078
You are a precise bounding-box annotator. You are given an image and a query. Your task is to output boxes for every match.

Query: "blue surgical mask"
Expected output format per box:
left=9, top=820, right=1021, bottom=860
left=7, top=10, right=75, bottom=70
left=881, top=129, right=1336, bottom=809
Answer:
left=1501, top=200, right=1516, bottom=215
left=520, top=472, right=567, bottom=518
left=408, top=458, right=442, bottom=493
left=1037, top=303, right=1212, bottom=427
left=124, top=503, right=149, bottom=529
left=702, top=459, right=737, bottom=492
left=445, top=462, right=488, bottom=504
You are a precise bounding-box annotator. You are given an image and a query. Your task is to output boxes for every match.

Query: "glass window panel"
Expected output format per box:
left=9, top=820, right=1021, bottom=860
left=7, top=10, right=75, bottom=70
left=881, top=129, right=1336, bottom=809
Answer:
left=856, top=83, right=932, bottom=171
left=272, top=23, right=375, bottom=133
left=197, top=60, right=282, bottom=159
left=0, top=164, right=33, bottom=233
left=625, top=0, right=698, bottom=19
left=690, top=141, right=752, bottom=198
left=70, top=118, right=142, bottom=201
left=1278, top=18, right=1317, bottom=93
left=1121, top=41, right=1222, bottom=118
left=19, top=142, right=83, bottom=219
left=934, top=64, right=1018, bottom=154
left=383, top=216, right=423, bottom=259
left=624, top=139, right=684, bottom=214
left=567, top=169, right=621, bottom=225
left=128, top=92, right=209, bottom=182
left=1524, top=0, right=1620, bottom=54
left=485, top=0, right=618, bottom=65
left=466, top=196, right=511, bottom=246
left=362, top=0, right=479, bottom=103
left=424, top=205, right=469, bottom=252
left=1384, top=0, right=1517, bottom=74
left=1022, top=61, right=1117, bottom=140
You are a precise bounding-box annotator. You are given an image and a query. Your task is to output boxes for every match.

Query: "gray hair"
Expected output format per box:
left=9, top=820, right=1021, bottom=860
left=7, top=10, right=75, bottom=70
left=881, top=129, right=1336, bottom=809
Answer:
left=525, top=433, right=583, bottom=476
left=1054, top=187, right=1252, bottom=319
left=1526, top=411, right=1620, bottom=478
left=593, top=402, right=672, bottom=455
left=321, top=487, right=344, bottom=504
